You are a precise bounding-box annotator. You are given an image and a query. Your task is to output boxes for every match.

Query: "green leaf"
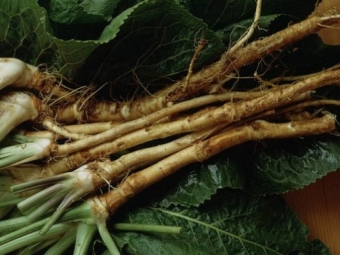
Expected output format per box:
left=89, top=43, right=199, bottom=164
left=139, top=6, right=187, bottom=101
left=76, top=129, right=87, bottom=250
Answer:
left=216, top=14, right=280, bottom=44
left=80, top=0, right=121, bottom=22
left=267, top=34, right=340, bottom=76
left=178, top=0, right=317, bottom=31
left=113, top=189, right=331, bottom=255
left=0, top=0, right=145, bottom=79
left=0, top=0, right=56, bottom=65
left=155, top=137, right=340, bottom=208
left=243, top=137, right=340, bottom=195
left=74, top=0, right=224, bottom=88
left=0, top=0, right=223, bottom=85
left=40, top=0, right=120, bottom=24
left=153, top=160, right=243, bottom=208
left=178, top=0, right=319, bottom=48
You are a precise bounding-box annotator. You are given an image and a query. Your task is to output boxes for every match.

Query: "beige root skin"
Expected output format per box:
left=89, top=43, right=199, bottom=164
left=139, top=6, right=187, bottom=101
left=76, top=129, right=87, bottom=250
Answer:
left=0, top=58, right=76, bottom=102
left=92, top=95, right=171, bottom=122
left=141, top=12, right=340, bottom=108
left=1, top=8, right=340, bottom=253
left=2, top=125, right=224, bottom=192
left=32, top=125, right=226, bottom=201
left=2, top=12, right=339, bottom=125
left=53, top=89, right=270, bottom=124
left=53, top=90, right=270, bottom=155
left=4, top=68, right=338, bottom=181
left=45, top=107, right=220, bottom=173
left=100, top=113, right=336, bottom=214
left=19, top=121, right=120, bottom=140
left=90, top=124, right=227, bottom=188
left=41, top=118, right=90, bottom=141
left=27, top=70, right=76, bottom=101
left=53, top=96, right=173, bottom=123
left=43, top=69, right=340, bottom=175
left=50, top=11, right=340, bottom=124
left=16, top=12, right=337, bottom=126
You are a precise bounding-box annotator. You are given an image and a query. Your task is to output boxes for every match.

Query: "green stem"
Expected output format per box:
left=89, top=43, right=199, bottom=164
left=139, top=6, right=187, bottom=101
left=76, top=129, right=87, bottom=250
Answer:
left=16, top=183, right=70, bottom=218
left=11, top=174, right=67, bottom=193
left=0, top=222, right=70, bottom=254
left=45, top=227, right=77, bottom=255
left=19, top=238, right=58, bottom=255
left=0, top=135, right=53, bottom=169
left=40, top=188, right=87, bottom=235
left=0, top=203, right=93, bottom=246
left=26, top=194, right=65, bottom=222
left=0, top=217, right=48, bottom=245
left=74, top=222, right=97, bottom=255
left=0, top=216, right=30, bottom=236
left=0, top=198, right=24, bottom=207
left=113, top=223, right=182, bottom=234
left=98, top=218, right=121, bottom=255
left=0, top=191, right=20, bottom=219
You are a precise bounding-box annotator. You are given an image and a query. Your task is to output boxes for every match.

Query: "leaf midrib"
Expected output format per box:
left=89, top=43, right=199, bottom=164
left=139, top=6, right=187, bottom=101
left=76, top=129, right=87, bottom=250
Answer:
left=150, top=207, right=283, bottom=255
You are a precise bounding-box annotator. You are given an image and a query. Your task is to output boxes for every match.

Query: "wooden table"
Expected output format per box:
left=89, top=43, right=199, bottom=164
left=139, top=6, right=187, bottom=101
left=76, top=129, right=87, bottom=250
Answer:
left=283, top=170, right=340, bottom=254
left=318, top=0, right=340, bottom=45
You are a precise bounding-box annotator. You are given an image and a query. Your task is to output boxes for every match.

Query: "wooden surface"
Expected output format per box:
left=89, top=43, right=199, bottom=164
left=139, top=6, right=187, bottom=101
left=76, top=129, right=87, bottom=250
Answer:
left=283, top=1, right=340, bottom=254
left=318, top=0, right=340, bottom=45
left=283, top=171, right=340, bottom=254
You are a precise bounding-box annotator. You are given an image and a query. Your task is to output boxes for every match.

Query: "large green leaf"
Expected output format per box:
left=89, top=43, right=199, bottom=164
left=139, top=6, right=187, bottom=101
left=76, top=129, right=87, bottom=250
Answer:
left=0, top=0, right=224, bottom=88
left=244, top=137, right=340, bottom=194
left=0, top=0, right=56, bottom=66
left=0, top=0, right=325, bottom=88
left=74, top=0, right=225, bottom=89
left=110, top=189, right=331, bottom=255
left=155, top=136, right=340, bottom=208
left=0, top=0, right=146, bottom=78
left=178, top=0, right=317, bottom=31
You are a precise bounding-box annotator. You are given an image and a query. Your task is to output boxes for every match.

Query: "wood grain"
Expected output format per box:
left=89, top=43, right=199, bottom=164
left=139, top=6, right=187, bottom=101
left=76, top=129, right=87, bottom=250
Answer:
left=318, top=0, right=340, bottom=45
left=283, top=1, right=340, bottom=254
left=283, top=170, right=340, bottom=254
